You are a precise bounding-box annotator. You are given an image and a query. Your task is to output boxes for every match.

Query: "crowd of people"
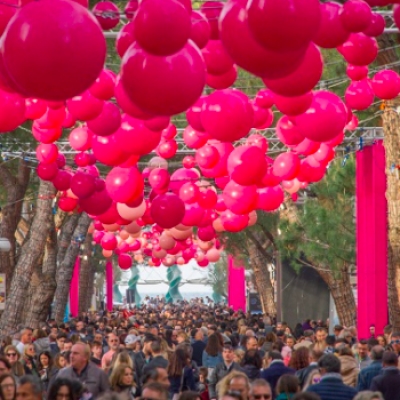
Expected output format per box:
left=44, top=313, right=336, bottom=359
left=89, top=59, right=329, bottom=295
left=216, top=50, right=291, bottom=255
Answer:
left=0, top=298, right=397, bottom=400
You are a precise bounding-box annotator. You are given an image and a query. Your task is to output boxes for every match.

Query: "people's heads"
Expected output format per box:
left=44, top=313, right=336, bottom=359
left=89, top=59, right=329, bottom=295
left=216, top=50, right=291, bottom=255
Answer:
left=94, top=332, right=103, bottom=343
left=376, top=335, right=386, bottom=347
left=369, top=325, right=376, bottom=337
left=358, top=339, right=369, bottom=359
left=318, top=354, right=341, bottom=375
left=63, top=339, right=73, bottom=352
left=176, top=332, right=188, bottom=344
left=286, top=336, right=296, bottom=349
left=241, top=350, right=262, bottom=370
left=276, top=375, right=299, bottom=396
left=223, top=345, right=235, bottom=363
left=390, top=332, right=400, bottom=352
left=38, top=352, right=52, bottom=369
left=382, top=351, right=398, bottom=367
left=246, top=337, right=258, bottom=351
left=289, top=347, right=309, bottom=371
left=142, top=367, right=170, bottom=389
left=16, top=375, right=42, bottom=400
left=54, top=353, right=67, bottom=369
left=141, top=382, right=169, bottom=400
left=107, top=334, right=120, bottom=351
left=0, top=357, right=11, bottom=376
left=24, top=344, right=35, bottom=358
left=20, top=329, right=33, bottom=345
left=249, top=379, right=272, bottom=400
left=315, top=328, right=327, bottom=343
left=56, top=333, right=67, bottom=351
left=194, top=328, right=204, bottom=341
left=90, top=341, right=103, bottom=359
left=205, top=333, right=222, bottom=356
left=47, top=378, right=74, bottom=400
left=76, top=321, right=85, bottom=333
left=267, top=350, right=283, bottom=367
left=234, top=349, right=245, bottom=364
left=369, top=345, right=384, bottom=362
left=110, top=364, right=135, bottom=388
left=150, top=339, right=162, bottom=356
left=70, top=343, right=90, bottom=371
left=353, top=391, right=384, bottom=400
left=4, top=346, right=19, bottom=364
left=228, top=373, right=250, bottom=400
left=0, top=373, right=16, bottom=400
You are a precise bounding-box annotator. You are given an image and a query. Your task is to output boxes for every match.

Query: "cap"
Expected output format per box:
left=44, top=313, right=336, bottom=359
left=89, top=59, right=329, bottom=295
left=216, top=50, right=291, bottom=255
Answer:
left=125, top=334, right=141, bottom=345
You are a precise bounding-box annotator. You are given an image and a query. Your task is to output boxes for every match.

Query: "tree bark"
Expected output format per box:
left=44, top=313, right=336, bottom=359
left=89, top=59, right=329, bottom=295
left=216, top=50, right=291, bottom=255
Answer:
left=79, top=235, right=94, bottom=314
left=0, top=159, right=31, bottom=292
left=0, top=180, right=55, bottom=335
left=53, top=213, right=91, bottom=324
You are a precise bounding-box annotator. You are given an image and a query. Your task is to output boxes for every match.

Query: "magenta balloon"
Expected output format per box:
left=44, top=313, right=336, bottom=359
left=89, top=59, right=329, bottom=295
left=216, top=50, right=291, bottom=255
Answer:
left=86, top=101, right=121, bottom=137
left=294, top=138, right=320, bottom=156
left=89, top=69, right=115, bottom=100
left=105, top=166, right=144, bottom=203
left=252, top=104, right=273, bottom=129
left=0, top=89, right=25, bottom=132
left=346, top=65, right=369, bottom=81
left=371, top=70, right=400, bottom=100
left=312, top=143, right=335, bottom=165
left=295, top=91, right=348, bottom=143
left=101, top=233, right=118, bottom=251
left=260, top=167, right=281, bottom=188
left=67, top=91, right=103, bottom=122
left=116, top=21, right=135, bottom=58
left=198, top=225, right=215, bottom=241
left=223, top=181, right=258, bottom=215
left=263, top=44, right=323, bottom=97
left=92, top=1, right=120, bottom=30
left=255, top=89, right=274, bottom=109
left=273, top=92, right=313, bottom=116
left=340, top=0, right=372, bottom=33
left=202, top=40, right=234, bottom=76
left=79, top=188, right=113, bottom=216
left=345, top=79, right=374, bottom=111
left=125, top=0, right=139, bottom=19
left=201, top=89, right=253, bottom=142
left=182, top=202, right=205, bottom=226
left=121, top=41, right=206, bottom=116
left=219, top=0, right=307, bottom=79
left=144, top=116, right=170, bottom=132
left=363, top=12, right=385, bottom=37
left=0, top=1, right=15, bottom=37
left=393, top=5, right=400, bottom=31
left=196, top=145, right=219, bottom=169
left=32, top=122, right=62, bottom=144
left=276, top=116, right=305, bottom=146
left=52, top=170, right=72, bottom=191
left=182, top=156, right=196, bottom=169
left=247, top=0, right=320, bottom=52
left=220, top=209, right=249, bottom=232
left=246, top=134, right=268, bottom=153
left=338, top=33, right=378, bottom=66
left=179, top=182, right=200, bottom=203
left=170, top=168, right=199, bottom=194
left=313, top=2, right=350, bottom=49
left=69, top=127, right=92, bottom=151
left=183, top=126, right=209, bottom=149
left=2, top=0, right=106, bottom=101
left=206, top=67, right=237, bottom=90
left=151, top=193, right=186, bottom=229
left=256, top=186, right=284, bottom=212
left=199, top=142, right=234, bottom=178
left=36, top=143, right=58, bottom=164
left=157, top=140, right=177, bottom=159
left=118, top=253, right=132, bottom=270
left=198, top=190, right=218, bottom=209
left=272, top=153, right=300, bottom=180
left=58, top=197, right=78, bottom=212
left=186, top=97, right=206, bottom=132
left=190, top=11, right=211, bottom=49
left=149, top=168, right=170, bottom=190
left=92, top=133, right=130, bottom=166
left=97, top=202, right=121, bottom=224
left=37, top=162, right=58, bottom=181
left=297, top=158, right=327, bottom=183
left=200, top=1, right=224, bottom=40
left=227, top=145, right=267, bottom=186
left=25, top=98, right=47, bottom=120
left=70, top=172, right=96, bottom=199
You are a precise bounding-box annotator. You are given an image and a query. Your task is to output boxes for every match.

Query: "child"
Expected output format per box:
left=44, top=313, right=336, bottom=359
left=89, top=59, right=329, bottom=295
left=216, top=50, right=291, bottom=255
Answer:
left=199, top=367, right=210, bottom=400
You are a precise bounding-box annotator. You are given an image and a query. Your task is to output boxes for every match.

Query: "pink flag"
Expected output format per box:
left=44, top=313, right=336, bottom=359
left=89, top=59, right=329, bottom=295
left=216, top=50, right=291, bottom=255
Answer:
left=106, top=261, right=113, bottom=311
left=228, top=255, right=246, bottom=311
left=69, top=257, right=80, bottom=317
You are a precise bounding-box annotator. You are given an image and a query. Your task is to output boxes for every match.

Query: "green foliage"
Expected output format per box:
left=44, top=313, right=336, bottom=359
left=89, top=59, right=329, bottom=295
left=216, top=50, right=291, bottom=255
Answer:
left=208, top=254, right=228, bottom=299
left=278, top=156, right=356, bottom=276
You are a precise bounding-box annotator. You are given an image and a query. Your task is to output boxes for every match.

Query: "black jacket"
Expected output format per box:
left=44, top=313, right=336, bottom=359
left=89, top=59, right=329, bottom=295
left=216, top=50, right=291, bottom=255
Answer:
left=142, top=355, right=168, bottom=376
left=191, top=340, right=206, bottom=366
left=296, top=363, right=318, bottom=388
left=260, top=361, right=295, bottom=398
left=371, top=367, right=400, bottom=400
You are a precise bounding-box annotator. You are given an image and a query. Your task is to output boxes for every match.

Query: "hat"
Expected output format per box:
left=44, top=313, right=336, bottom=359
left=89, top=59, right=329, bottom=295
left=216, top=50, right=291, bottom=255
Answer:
left=125, top=334, right=140, bottom=345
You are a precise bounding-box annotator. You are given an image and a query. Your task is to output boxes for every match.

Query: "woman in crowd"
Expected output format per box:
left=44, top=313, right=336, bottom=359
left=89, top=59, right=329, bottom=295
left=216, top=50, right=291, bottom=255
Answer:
left=289, top=348, right=310, bottom=371
left=276, top=375, right=300, bottom=400
left=168, top=348, right=196, bottom=399
left=38, top=351, right=56, bottom=392
left=241, top=350, right=262, bottom=381
left=4, top=345, right=26, bottom=377
left=47, top=378, right=76, bottom=400
left=110, top=364, right=138, bottom=399
left=53, top=353, right=67, bottom=373
left=202, top=334, right=223, bottom=372
left=22, top=344, right=39, bottom=377
left=337, top=346, right=359, bottom=387
left=0, top=373, right=16, bottom=400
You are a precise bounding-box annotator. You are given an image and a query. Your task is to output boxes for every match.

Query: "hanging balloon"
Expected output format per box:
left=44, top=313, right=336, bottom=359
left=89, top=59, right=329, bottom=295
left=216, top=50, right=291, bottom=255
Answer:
left=67, top=91, right=104, bottom=121
left=220, top=209, right=249, bottom=232
left=87, top=102, right=121, bottom=137
left=89, top=69, right=115, bottom=100
left=252, top=103, right=274, bottom=129
left=117, top=200, right=146, bottom=221
left=80, top=189, right=113, bottom=216
left=106, top=167, right=144, bottom=203
left=199, top=142, right=234, bottom=179
left=37, top=162, right=58, bottom=181
left=337, top=33, right=378, bottom=66
left=246, top=134, right=268, bottom=153
left=223, top=181, right=258, bottom=215
left=118, top=253, right=132, bottom=270
left=148, top=168, right=170, bottom=190
left=151, top=193, right=186, bottom=229
left=70, top=172, right=96, bottom=199
left=69, top=127, right=92, bottom=151
left=202, top=40, right=234, bottom=76
left=58, top=196, right=78, bottom=212
left=25, top=98, right=46, bottom=120
left=101, top=233, right=118, bottom=250
left=345, top=79, right=375, bottom=110
left=340, top=0, right=372, bottom=33
left=276, top=116, right=305, bottom=146
left=190, top=11, right=211, bottom=49
left=52, top=170, right=72, bottom=191
left=273, top=92, right=313, bottom=116
left=363, top=12, right=385, bottom=37
left=256, top=186, right=284, bottom=212
left=170, top=168, right=199, bottom=194
left=200, top=1, right=224, bottom=39
left=0, top=89, right=25, bottom=132
left=272, top=153, right=301, bottom=180
left=206, top=67, right=237, bottom=90
left=346, top=65, right=369, bottom=81
left=92, top=1, right=120, bottom=30
left=183, top=126, right=209, bottom=149
left=371, top=70, right=400, bottom=100
left=195, top=145, right=219, bottom=169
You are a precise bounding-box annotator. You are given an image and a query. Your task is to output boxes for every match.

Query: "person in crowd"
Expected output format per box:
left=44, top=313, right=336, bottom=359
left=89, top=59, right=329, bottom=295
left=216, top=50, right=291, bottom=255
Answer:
left=202, top=334, right=223, bottom=372
left=90, top=340, right=103, bottom=367
left=376, top=335, right=386, bottom=347
left=275, top=375, right=299, bottom=400
left=5, top=346, right=27, bottom=378
left=141, top=382, right=169, bottom=400
left=357, top=345, right=384, bottom=391
left=168, top=347, right=196, bottom=398
left=143, top=338, right=169, bottom=376
left=217, top=371, right=250, bottom=400
left=142, top=367, right=171, bottom=389
left=0, top=357, right=12, bottom=377
left=0, top=373, right=17, bottom=400
left=191, top=329, right=206, bottom=367
left=306, top=354, right=357, bottom=400
left=110, top=363, right=138, bottom=399
left=370, top=351, right=400, bottom=400
left=336, top=346, right=359, bottom=387
left=50, top=333, right=67, bottom=358
left=16, top=329, right=33, bottom=356
left=37, top=351, right=55, bottom=392
left=47, top=377, right=75, bottom=400
left=354, top=392, right=383, bottom=400
left=356, top=340, right=372, bottom=370
left=53, top=353, right=67, bottom=372
left=241, top=350, right=262, bottom=381
left=289, top=348, right=309, bottom=372
left=101, top=333, right=120, bottom=371
left=296, top=348, right=322, bottom=390
left=22, top=344, right=39, bottom=377
left=234, top=350, right=245, bottom=365
left=249, top=379, right=272, bottom=400
left=179, top=391, right=202, bottom=400
left=16, top=375, right=42, bottom=400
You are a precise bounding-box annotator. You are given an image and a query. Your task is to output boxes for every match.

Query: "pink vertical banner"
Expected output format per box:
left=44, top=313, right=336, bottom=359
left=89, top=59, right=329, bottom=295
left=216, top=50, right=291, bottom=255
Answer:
left=356, top=141, right=387, bottom=338
left=228, top=255, right=246, bottom=311
left=106, top=261, right=113, bottom=312
left=69, top=257, right=80, bottom=318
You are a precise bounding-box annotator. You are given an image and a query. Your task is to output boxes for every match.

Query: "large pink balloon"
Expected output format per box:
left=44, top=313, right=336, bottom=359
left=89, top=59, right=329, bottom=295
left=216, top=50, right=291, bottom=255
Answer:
left=1, top=0, right=106, bottom=100
left=190, top=11, right=211, bottom=49
left=148, top=168, right=170, bottom=190
left=196, top=145, right=219, bottom=169
left=70, top=172, right=96, bottom=199
left=118, top=254, right=132, bottom=270
left=313, top=2, right=350, bottom=49
left=67, top=91, right=103, bottom=121
left=338, top=33, right=378, bottom=66
left=101, top=233, right=117, bottom=251
left=202, top=40, right=233, bottom=76
left=92, top=133, right=130, bottom=166
left=37, top=162, right=58, bottom=181
left=219, top=0, right=307, bottom=79
left=276, top=116, right=304, bottom=146
left=200, top=1, right=224, bottom=40
left=345, top=79, right=374, bottom=111
left=227, top=145, right=267, bottom=186
left=79, top=188, right=113, bottom=216
left=121, top=41, right=206, bottom=116
left=273, top=92, right=313, bottom=116
left=87, top=101, right=121, bottom=136
left=92, top=1, right=120, bottom=30
left=340, top=0, right=372, bottom=33
left=223, top=181, right=258, bottom=215
left=183, top=126, right=209, bottom=149
left=220, top=210, right=249, bottom=232
left=263, top=44, right=323, bottom=97
left=199, top=141, right=234, bottom=178
left=69, top=127, right=92, bottom=151
left=371, top=70, right=400, bottom=100
left=272, top=153, right=300, bottom=180
left=0, top=89, right=25, bottom=132
left=106, top=167, right=144, bottom=203
left=247, top=0, right=321, bottom=52
left=151, top=193, right=185, bottom=229
left=295, top=91, right=348, bottom=143
left=257, top=186, right=284, bottom=212
left=201, top=89, right=253, bottom=142
left=134, top=0, right=191, bottom=56
left=170, top=168, right=199, bottom=194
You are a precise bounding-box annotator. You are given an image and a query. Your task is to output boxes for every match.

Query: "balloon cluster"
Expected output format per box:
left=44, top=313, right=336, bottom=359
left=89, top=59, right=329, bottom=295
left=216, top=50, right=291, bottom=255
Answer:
left=0, top=0, right=398, bottom=269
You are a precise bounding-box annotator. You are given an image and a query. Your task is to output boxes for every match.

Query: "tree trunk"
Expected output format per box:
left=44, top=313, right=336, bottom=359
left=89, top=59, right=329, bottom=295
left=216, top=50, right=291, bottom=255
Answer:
left=0, top=159, right=31, bottom=292
left=79, top=235, right=94, bottom=314
left=247, top=237, right=276, bottom=316
left=53, top=213, right=91, bottom=324
left=382, top=99, right=400, bottom=329
left=0, top=180, right=55, bottom=335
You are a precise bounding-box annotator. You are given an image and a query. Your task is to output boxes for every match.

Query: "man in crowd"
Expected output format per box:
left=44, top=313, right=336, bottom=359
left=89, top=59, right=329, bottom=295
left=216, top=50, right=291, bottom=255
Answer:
left=356, top=339, right=372, bottom=369
left=142, top=382, right=169, bottom=400
left=101, top=333, right=119, bottom=370
left=16, top=328, right=33, bottom=355
left=249, top=379, right=272, bottom=400
left=16, top=376, right=42, bottom=400
left=370, top=351, right=400, bottom=399
left=357, top=345, right=384, bottom=390
left=191, top=328, right=206, bottom=366
left=143, top=338, right=168, bottom=375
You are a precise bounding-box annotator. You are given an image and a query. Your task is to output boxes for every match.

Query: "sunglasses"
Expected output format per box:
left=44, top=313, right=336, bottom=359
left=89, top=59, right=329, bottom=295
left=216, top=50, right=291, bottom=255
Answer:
left=6, top=353, right=17, bottom=357
left=252, top=395, right=271, bottom=400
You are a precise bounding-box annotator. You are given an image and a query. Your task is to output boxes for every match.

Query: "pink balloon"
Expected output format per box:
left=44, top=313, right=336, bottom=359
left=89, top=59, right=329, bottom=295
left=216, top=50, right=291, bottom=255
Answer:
left=182, top=202, right=205, bottom=226
left=145, top=116, right=170, bottom=132
left=200, top=1, right=223, bottom=40
left=2, top=0, right=106, bottom=101
left=97, top=203, right=121, bottom=224
left=199, top=141, right=234, bottom=178
left=92, top=1, right=120, bottom=30
left=260, top=167, right=281, bottom=188
left=116, top=21, right=135, bottom=58
left=52, top=170, right=72, bottom=191
left=371, top=70, right=400, bottom=100
left=0, top=0, right=16, bottom=37
left=340, top=0, right=372, bottom=33
left=297, top=158, right=327, bottom=183
left=92, top=133, right=129, bottom=166
left=67, top=91, right=103, bottom=121
left=312, top=143, right=335, bottom=165
left=134, top=0, right=191, bottom=56
left=186, top=97, right=206, bottom=132
left=183, top=156, right=196, bottom=169
left=257, top=186, right=284, bottom=211
left=148, top=168, right=170, bottom=190
left=246, top=134, right=268, bottom=153
left=295, top=91, right=348, bottom=142
left=196, top=145, right=219, bottom=169
left=363, top=12, right=385, bottom=37
left=69, top=127, right=92, bottom=151
left=125, top=0, right=139, bottom=19
left=247, top=0, right=321, bottom=52
left=117, top=201, right=146, bottom=221
left=118, top=253, right=132, bottom=270
left=263, top=44, right=323, bottom=97
left=170, top=168, right=199, bottom=194
left=252, top=104, right=274, bottom=129
left=202, top=40, right=234, bottom=76
left=121, top=41, right=206, bottom=116
left=206, top=248, right=220, bottom=262
left=183, top=126, right=209, bottom=149
left=101, top=233, right=118, bottom=251
left=198, top=190, right=218, bottom=209
left=37, top=162, right=58, bottom=181
left=345, top=79, right=374, bottom=110
left=58, top=196, right=78, bottom=212
left=198, top=225, right=215, bottom=241
left=346, top=65, right=369, bottom=81
left=79, top=188, right=113, bottom=216
left=0, top=89, right=25, bottom=132
left=294, top=138, right=320, bottom=156
left=272, top=153, right=300, bottom=180
left=190, top=11, right=211, bottom=49
left=106, top=167, right=144, bottom=203
left=36, top=143, right=58, bottom=164
left=32, top=122, right=61, bottom=144
left=206, top=67, right=237, bottom=90
left=87, top=101, right=121, bottom=136
left=89, top=69, right=115, bottom=100
left=201, top=89, right=253, bottom=142
left=151, top=193, right=185, bottom=229
left=219, top=0, right=307, bottom=79
left=273, top=92, right=313, bottom=116
left=276, top=116, right=304, bottom=146
left=179, top=182, right=200, bottom=203
left=157, top=140, right=177, bottom=159
left=25, top=98, right=46, bottom=120
left=70, top=172, right=96, bottom=199
left=338, top=33, right=378, bottom=66
left=223, top=181, right=258, bottom=215
left=255, top=89, right=274, bottom=109
left=227, top=145, right=267, bottom=186
left=220, top=210, right=249, bottom=232
left=313, top=2, right=350, bottom=49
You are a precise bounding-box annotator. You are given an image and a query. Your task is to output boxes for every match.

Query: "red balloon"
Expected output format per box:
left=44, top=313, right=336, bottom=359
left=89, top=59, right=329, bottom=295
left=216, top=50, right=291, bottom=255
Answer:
left=201, top=89, right=253, bottom=142
left=70, top=172, right=96, bottom=199
left=219, top=0, right=307, bottom=79
left=101, top=233, right=117, bottom=251
left=67, top=91, right=103, bottom=122
left=363, top=12, right=385, bottom=37
left=223, top=181, right=258, bottom=215
left=151, top=193, right=186, bottom=229
left=89, top=69, right=115, bottom=100
left=252, top=103, right=274, bottom=129
left=190, top=11, right=211, bottom=49
left=340, top=0, right=372, bottom=33
left=36, top=143, right=58, bottom=164
left=183, top=156, right=196, bottom=169
left=145, top=116, right=171, bottom=132
left=121, top=41, right=206, bottom=116
left=179, top=182, right=200, bottom=203
left=2, top=0, right=106, bottom=100
left=92, top=1, right=120, bottom=30
left=199, top=141, right=234, bottom=178
left=313, top=2, right=350, bottom=49
left=255, top=89, right=274, bottom=109
left=198, top=225, right=215, bottom=241
left=0, top=0, right=16, bottom=37
left=149, top=168, right=170, bottom=190
left=157, top=140, right=178, bottom=159
left=273, top=92, right=313, bottom=116
left=37, top=162, right=58, bottom=181
left=0, top=89, right=25, bottom=132
left=32, top=122, right=62, bottom=144
left=134, top=0, right=191, bottom=56
left=371, top=70, right=400, bottom=100
left=183, top=126, right=209, bottom=149
left=106, top=167, right=144, bottom=203
left=345, top=79, right=374, bottom=111
left=247, top=0, right=321, bottom=52
left=312, top=144, right=335, bottom=165
left=87, top=101, right=121, bottom=137
left=182, top=202, right=205, bottom=226
left=118, top=254, right=132, bottom=270
left=257, top=186, right=284, bottom=212
left=276, top=116, right=304, bottom=146
left=263, top=44, right=323, bottom=97
left=92, top=133, right=130, bottom=166
left=346, top=65, right=369, bottom=81
left=198, top=190, right=218, bottom=209
left=200, top=1, right=223, bottom=40
left=25, top=98, right=46, bottom=120
left=74, top=152, right=92, bottom=167
left=202, top=40, right=234, bottom=76
left=52, top=170, right=72, bottom=191
left=116, top=22, right=135, bottom=58
left=206, top=67, right=237, bottom=90
left=272, top=153, right=300, bottom=180
left=338, top=33, right=378, bottom=66
left=79, top=188, right=113, bottom=216
left=220, top=210, right=249, bottom=232
left=58, top=196, right=78, bottom=212
left=297, top=158, right=326, bottom=183
left=227, top=145, right=267, bottom=186
left=196, top=145, right=219, bottom=169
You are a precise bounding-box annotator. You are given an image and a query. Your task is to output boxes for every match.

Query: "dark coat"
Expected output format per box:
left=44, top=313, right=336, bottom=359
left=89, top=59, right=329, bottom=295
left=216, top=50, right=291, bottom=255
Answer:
left=260, top=361, right=295, bottom=398
left=370, top=367, right=400, bottom=400
left=307, top=376, right=358, bottom=400
left=242, top=364, right=261, bottom=381
left=169, top=365, right=196, bottom=395
left=142, top=355, right=168, bottom=376
left=296, top=364, right=318, bottom=389
left=357, top=360, right=382, bottom=391
left=191, top=340, right=206, bottom=366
